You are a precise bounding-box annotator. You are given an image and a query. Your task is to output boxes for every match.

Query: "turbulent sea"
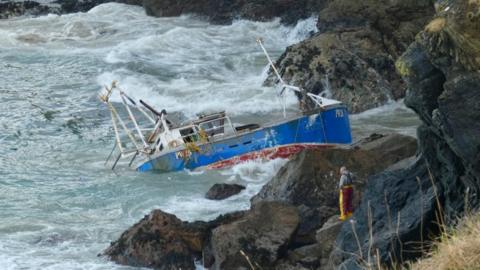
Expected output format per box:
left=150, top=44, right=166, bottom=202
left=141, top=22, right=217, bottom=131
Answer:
left=0, top=4, right=420, bottom=269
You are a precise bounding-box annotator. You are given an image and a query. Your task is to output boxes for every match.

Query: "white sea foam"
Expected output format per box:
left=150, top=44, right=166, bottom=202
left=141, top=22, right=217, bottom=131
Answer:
left=350, top=100, right=420, bottom=138
left=96, top=12, right=314, bottom=118
left=0, top=3, right=420, bottom=269
left=351, top=100, right=405, bottom=119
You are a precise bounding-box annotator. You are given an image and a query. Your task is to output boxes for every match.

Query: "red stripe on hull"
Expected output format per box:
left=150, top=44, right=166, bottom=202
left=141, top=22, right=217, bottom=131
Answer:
left=207, top=144, right=334, bottom=170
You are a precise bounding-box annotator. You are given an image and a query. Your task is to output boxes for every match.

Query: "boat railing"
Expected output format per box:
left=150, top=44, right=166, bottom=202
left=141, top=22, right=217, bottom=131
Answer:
left=100, top=81, right=169, bottom=170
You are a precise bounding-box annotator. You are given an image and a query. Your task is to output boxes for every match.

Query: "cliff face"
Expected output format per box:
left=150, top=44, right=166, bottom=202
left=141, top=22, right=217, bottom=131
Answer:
left=333, top=1, right=480, bottom=267
left=266, top=0, right=435, bottom=113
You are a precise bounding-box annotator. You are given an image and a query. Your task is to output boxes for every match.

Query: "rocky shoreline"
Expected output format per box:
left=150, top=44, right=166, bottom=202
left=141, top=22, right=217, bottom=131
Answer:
left=4, top=0, right=478, bottom=269
left=103, top=133, right=418, bottom=269
left=101, top=0, right=479, bottom=269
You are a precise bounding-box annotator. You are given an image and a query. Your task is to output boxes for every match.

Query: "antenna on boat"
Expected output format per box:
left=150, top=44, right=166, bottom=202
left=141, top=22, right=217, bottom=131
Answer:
left=256, top=38, right=303, bottom=96
left=257, top=38, right=303, bottom=117
left=256, top=38, right=340, bottom=112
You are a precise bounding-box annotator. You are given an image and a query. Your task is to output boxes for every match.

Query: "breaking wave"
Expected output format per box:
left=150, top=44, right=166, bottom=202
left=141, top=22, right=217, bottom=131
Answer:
left=0, top=3, right=319, bottom=269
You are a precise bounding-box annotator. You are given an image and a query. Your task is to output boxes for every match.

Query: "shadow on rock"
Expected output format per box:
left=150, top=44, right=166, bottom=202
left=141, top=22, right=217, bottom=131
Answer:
left=251, top=133, right=417, bottom=247
left=333, top=1, right=480, bottom=268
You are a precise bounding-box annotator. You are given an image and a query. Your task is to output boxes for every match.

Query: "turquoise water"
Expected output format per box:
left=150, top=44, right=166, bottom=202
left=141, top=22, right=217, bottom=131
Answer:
left=0, top=4, right=419, bottom=269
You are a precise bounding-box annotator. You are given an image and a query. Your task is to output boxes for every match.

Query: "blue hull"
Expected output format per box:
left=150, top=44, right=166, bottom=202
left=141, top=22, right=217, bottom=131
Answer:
left=137, top=105, right=351, bottom=172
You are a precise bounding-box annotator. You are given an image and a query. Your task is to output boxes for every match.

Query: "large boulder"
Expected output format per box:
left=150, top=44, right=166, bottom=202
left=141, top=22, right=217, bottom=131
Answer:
left=104, top=209, right=245, bottom=269
left=205, top=183, right=246, bottom=200
left=209, top=201, right=300, bottom=270
left=315, top=215, right=343, bottom=258
left=142, top=0, right=327, bottom=25
left=333, top=1, right=480, bottom=267
left=265, top=0, right=435, bottom=113
left=286, top=215, right=343, bottom=269
left=103, top=210, right=208, bottom=269
left=251, top=133, right=417, bottom=246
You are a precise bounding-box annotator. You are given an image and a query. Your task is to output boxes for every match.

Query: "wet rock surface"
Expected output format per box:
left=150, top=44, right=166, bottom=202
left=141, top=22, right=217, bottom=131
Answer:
left=333, top=1, right=480, bottom=268
left=210, top=201, right=300, bottom=270
left=251, top=133, right=417, bottom=246
left=315, top=215, right=342, bottom=258
left=104, top=133, right=418, bottom=270
left=205, top=183, right=245, bottom=200
left=332, top=158, right=437, bottom=269
left=103, top=209, right=208, bottom=269
left=287, top=215, right=343, bottom=269
left=142, top=0, right=327, bottom=25
left=265, top=0, right=435, bottom=113
left=104, top=209, right=245, bottom=269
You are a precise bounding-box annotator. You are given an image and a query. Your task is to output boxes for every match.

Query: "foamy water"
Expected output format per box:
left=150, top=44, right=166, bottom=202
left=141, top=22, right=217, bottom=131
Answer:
left=0, top=3, right=419, bottom=269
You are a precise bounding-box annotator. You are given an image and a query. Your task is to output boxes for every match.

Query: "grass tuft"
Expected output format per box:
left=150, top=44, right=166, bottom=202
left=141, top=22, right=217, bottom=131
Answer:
left=410, top=212, right=480, bottom=270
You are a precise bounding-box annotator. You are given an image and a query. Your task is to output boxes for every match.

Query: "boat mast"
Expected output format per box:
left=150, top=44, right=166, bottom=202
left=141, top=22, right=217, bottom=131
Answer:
left=257, top=38, right=304, bottom=116
left=256, top=39, right=333, bottom=111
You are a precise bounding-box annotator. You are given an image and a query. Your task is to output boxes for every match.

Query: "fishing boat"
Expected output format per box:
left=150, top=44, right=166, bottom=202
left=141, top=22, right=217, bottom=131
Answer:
left=100, top=39, right=352, bottom=173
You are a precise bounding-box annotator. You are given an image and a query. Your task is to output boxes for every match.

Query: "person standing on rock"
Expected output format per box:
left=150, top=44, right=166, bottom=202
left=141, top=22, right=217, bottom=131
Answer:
left=338, top=166, right=354, bottom=221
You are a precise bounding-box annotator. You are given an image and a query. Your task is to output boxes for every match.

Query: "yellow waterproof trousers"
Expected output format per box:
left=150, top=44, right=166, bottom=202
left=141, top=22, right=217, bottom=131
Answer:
left=339, top=185, right=353, bottom=221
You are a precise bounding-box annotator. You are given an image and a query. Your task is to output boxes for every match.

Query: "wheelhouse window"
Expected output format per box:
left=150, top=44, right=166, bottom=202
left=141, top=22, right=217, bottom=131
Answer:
left=180, top=127, right=197, bottom=143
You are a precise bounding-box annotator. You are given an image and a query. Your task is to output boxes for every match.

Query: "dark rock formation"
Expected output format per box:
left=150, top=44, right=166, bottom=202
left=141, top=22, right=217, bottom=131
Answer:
left=104, top=133, right=419, bottom=270
left=287, top=215, right=343, bottom=269
left=315, top=215, right=343, bottom=263
left=142, top=0, right=327, bottom=25
left=332, top=158, right=438, bottom=269
left=0, top=1, right=57, bottom=19
left=333, top=1, right=480, bottom=268
left=104, top=209, right=205, bottom=269
left=265, top=0, right=435, bottom=113
left=104, top=209, right=245, bottom=269
left=251, top=133, right=417, bottom=246
left=55, top=0, right=142, bottom=14
left=205, top=183, right=246, bottom=200
left=209, top=201, right=300, bottom=270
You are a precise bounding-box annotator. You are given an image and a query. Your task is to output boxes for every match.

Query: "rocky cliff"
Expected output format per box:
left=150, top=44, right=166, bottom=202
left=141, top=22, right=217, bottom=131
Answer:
left=266, top=0, right=435, bottom=113
left=141, top=0, right=437, bottom=114
left=332, top=1, right=480, bottom=268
